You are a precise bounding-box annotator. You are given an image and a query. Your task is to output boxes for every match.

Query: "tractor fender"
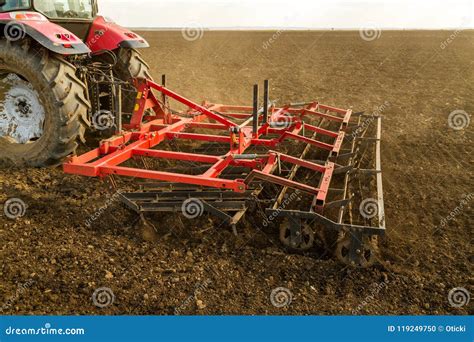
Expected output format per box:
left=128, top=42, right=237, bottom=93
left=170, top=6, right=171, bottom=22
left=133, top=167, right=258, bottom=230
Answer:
left=0, top=12, right=90, bottom=55
left=86, top=16, right=149, bottom=53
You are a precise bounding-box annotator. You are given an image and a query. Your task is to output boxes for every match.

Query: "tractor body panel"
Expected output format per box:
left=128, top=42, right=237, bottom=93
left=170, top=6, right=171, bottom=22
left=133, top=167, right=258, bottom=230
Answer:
left=1, top=0, right=149, bottom=54
left=49, top=18, right=92, bottom=41
left=0, top=12, right=90, bottom=54
left=85, top=16, right=149, bottom=52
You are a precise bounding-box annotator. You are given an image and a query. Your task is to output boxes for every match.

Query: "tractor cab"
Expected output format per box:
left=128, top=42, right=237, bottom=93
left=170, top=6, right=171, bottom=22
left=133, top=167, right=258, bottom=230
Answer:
left=0, top=0, right=98, bottom=39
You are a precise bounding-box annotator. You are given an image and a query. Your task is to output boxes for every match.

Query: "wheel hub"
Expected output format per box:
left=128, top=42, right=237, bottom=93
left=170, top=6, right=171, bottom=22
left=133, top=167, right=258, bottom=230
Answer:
left=16, top=97, right=33, bottom=116
left=0, top=73, right=45, bottom=144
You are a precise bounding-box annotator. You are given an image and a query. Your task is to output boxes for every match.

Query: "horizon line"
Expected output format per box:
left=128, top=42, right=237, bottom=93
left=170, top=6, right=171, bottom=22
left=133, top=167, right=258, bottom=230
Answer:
left=130, top=27, right=474, bottom=31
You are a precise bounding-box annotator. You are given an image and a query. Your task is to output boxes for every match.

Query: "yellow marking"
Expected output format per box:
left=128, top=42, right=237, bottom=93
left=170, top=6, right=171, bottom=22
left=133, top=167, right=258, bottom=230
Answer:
left=136, top=92, right=142, bottom=99
left=134, top=104, right=140, bottom=112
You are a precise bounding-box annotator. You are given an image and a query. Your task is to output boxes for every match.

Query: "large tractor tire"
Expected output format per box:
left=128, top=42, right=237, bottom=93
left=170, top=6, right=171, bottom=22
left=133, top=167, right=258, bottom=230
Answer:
left=113, top=48, right=153, bottom=115
left=0, top=39, right=90, bottom=167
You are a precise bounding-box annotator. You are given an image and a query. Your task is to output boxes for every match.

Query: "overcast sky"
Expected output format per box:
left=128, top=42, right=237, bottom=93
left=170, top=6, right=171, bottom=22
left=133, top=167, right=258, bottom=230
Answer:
left=98, top=0, right=473, bottom=29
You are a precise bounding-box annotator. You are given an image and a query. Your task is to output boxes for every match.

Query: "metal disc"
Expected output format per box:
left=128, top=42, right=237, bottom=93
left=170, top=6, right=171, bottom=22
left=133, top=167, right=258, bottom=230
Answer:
left=279, top=220, right=315, bottom=251
left=335, top=235, right=378, bottom=268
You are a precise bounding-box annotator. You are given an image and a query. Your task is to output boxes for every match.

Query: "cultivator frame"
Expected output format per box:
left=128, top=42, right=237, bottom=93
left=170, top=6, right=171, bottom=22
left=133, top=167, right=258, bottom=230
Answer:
left=64, top=77, right=386, bottom=267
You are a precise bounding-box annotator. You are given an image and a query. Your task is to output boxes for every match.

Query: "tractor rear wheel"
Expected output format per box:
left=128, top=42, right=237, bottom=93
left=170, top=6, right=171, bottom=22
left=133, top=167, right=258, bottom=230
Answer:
left=0, top=39, right=90, bottom=167
left=113, top=48, right=153, bottom=115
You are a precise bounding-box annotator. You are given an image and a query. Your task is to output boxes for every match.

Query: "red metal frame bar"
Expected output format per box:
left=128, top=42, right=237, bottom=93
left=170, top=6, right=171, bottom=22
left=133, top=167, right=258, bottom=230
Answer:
left=64, top=78, right=353, bottom=211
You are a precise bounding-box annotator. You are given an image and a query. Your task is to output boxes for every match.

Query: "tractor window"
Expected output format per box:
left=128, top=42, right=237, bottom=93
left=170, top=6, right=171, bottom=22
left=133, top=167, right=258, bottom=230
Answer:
left=0, top=0, right=31, bottom=12
left=34, top=0, right=93, bottom=19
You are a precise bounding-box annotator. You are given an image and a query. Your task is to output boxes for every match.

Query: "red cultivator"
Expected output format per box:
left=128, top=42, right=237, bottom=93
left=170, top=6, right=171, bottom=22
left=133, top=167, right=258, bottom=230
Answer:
left=64, top=77, right=386, bottom=267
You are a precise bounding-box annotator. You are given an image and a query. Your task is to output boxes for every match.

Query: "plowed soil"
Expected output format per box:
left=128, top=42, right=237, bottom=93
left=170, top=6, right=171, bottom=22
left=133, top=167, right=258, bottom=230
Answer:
left=1, top=31, right=473, bottom=315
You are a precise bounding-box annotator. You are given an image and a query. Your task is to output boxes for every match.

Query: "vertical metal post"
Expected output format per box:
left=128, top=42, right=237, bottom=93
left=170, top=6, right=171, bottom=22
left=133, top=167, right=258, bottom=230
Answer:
left=162, top=74, right=170, bottom=123
left=162, top=74, right=168, bottom=106
left=115, top=84, right=122, bottom=133
left=253, top=84, right=259, bottom=135
left=110, top=69, right=122, bottom=134
left=263, top=80, right=269, bottom=124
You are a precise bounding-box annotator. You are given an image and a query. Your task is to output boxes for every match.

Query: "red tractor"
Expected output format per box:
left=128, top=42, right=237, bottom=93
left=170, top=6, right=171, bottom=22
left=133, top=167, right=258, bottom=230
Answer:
left=0, top=0, right=151, bottom=166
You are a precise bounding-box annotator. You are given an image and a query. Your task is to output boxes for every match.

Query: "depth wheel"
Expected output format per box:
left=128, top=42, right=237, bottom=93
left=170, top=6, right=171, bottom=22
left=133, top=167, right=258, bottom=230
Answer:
left=335, top=235, right=378, bottom=268
left=279, top=220, right=315, bottom=251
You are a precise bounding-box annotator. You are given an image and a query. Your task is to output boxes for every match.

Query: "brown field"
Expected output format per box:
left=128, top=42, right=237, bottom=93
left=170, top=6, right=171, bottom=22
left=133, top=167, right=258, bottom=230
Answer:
left=1, top=30, right=473, bottom=315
